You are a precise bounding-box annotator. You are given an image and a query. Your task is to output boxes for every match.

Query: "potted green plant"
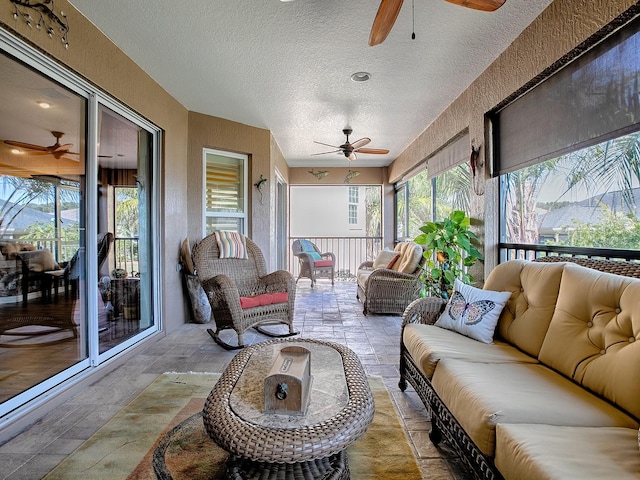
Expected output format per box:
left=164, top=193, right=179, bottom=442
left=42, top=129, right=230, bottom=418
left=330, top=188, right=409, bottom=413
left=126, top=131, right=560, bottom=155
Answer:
left=414, top=210, right=483, bottom=299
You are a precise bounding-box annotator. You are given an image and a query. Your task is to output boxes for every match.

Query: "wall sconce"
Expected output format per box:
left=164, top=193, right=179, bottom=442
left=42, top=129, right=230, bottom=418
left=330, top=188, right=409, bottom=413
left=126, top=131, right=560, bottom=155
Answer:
left=470, top=144, right=485, bottom=196
left=10, top=0, right=69, bottom=48
left=254, top=175, right=267, bottom=204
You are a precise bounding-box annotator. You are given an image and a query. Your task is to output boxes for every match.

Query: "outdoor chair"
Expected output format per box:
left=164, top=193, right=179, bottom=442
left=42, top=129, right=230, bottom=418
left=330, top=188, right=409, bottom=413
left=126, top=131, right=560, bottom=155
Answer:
left=356, top=241, right=425, bottom=315
left=292, top=239, right=335, bottom=286
left=45, top=232, right=113, bottom=302
left=192, top=231, right=297, bottom=349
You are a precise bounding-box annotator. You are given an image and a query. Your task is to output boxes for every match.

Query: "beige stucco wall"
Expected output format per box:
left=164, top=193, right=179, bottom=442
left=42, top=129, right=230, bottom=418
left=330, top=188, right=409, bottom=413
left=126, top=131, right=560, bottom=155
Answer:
left=289, top=167, right=385, bottom=185
left=187, top=111, right=278, bottom=259
left=387, top=0, right=639, bottom=279
left=0, top=1, right=190, bottom=333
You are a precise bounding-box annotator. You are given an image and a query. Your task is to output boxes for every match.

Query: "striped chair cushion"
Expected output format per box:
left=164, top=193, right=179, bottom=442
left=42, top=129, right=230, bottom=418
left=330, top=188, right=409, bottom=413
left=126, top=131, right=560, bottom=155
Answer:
left=215, top=231, right=248, bottom=259
left=299, top=239, right=322, bottom=260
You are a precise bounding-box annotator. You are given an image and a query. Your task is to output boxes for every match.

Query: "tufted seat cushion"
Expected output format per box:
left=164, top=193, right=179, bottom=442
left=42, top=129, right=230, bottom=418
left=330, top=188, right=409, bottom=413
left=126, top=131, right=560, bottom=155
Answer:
left=432, top=358, right=639, bottom=457
left=403, top=323, right=539, bottom=379
left=495, top=424, right=640, bottom=480
left=537, top=264, right=640, bottom=420
left=484, top=259, right=565, bottom=358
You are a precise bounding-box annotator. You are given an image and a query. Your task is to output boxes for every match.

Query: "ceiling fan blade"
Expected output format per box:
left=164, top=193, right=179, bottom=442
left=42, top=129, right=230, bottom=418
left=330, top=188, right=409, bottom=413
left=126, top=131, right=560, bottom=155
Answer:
left=350, top=137, right=371, bottom=149
left=313, top=141, right=341, bottom=149
left=444, top=0, right=506, bottom=12
left=369, top=0, right=404, bottom=46
left=3, top=140, right=48, bottom=152
left=355, top=148, right=390, bottom=155
left=311, top=150, right=341, bottom=156
left=52, top=143, right=73, bottom=153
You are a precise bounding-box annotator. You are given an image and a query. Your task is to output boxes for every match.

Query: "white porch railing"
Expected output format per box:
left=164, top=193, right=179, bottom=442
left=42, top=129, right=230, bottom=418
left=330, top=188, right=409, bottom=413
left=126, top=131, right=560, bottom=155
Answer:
left=288, top=236, right=383, bottom=281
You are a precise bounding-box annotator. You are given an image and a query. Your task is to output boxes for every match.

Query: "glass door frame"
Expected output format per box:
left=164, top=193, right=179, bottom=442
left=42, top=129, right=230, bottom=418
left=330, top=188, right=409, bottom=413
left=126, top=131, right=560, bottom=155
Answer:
left=0, top=27, right=162, bottom=420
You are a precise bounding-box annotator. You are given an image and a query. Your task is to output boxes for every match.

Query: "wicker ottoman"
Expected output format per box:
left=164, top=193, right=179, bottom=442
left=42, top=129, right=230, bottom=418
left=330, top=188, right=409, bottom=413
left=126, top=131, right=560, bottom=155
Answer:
left=202, top=338, right=375, bottom=480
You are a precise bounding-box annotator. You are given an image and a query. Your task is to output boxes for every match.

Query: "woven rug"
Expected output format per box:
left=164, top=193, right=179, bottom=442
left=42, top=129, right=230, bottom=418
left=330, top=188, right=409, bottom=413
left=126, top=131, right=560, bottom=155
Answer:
left=44, top=372, right=421, bottom=480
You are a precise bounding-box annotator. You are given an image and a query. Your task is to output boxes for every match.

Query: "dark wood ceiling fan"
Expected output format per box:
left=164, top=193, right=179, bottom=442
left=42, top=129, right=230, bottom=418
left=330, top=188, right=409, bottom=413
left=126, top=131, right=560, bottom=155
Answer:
left=313, top=128, right=390, bottom=161
left=369, top=0, right=506, bottom=46
left=3, top=131, right=78, bottom=159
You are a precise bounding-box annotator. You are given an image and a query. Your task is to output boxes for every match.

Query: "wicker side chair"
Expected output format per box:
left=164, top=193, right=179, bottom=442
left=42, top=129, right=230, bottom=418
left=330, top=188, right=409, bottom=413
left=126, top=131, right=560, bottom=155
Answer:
left=356, top=241, right=426, bottom=316
left=192, top=232, right=298, bottom=349
left=292, top=239, right=335, bottom=286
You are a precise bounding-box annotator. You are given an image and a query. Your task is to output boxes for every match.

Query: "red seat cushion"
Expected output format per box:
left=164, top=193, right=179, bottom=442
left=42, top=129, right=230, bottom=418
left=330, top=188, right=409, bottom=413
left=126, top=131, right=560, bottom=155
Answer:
left=239, top=292, right=288, bottom=309
left=314, top=260, right=333, bottom=267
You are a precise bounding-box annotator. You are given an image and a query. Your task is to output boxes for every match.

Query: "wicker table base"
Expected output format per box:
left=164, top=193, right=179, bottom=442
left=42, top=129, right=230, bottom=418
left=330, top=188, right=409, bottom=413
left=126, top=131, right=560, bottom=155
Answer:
left=203, top=338, right=374, bottom=480
left=226, top=451, right=348, bottom=480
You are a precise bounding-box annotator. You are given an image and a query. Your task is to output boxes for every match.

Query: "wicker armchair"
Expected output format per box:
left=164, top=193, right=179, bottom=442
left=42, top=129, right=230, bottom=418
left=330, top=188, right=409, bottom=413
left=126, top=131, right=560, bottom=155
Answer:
left=292, top=239, right=335, bottom=286
left=192, top=232, right=297, bottom=349
left=356, top=241, right=426, bottom=316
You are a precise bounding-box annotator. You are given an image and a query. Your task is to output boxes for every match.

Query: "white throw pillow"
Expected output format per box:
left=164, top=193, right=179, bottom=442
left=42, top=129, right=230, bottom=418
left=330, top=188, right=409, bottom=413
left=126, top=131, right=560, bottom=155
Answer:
left=20, top=249, right=60, bottom=272
left=435, top=278, right=512, bottom=344
left=372, top=248, right=400, bottom=269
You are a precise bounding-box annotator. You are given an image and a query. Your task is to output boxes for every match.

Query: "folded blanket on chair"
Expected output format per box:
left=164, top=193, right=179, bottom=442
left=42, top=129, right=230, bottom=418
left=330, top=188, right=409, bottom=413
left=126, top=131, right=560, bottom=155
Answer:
left=215, top=231, right=248, bottom=259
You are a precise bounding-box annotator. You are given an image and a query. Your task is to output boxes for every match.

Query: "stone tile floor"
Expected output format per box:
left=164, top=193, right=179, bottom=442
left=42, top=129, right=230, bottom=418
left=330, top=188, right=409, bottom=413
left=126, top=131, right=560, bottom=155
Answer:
left=0, top=281, right=470, bottom=479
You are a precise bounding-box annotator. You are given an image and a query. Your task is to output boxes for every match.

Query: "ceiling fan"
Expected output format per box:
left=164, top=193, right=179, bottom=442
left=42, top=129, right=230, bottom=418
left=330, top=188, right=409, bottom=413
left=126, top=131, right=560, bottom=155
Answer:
left=369, top=0, right=506, bottom=46
left=313, top=128, right=390, bottom=161
left=3, top=131, right=78, bottom=159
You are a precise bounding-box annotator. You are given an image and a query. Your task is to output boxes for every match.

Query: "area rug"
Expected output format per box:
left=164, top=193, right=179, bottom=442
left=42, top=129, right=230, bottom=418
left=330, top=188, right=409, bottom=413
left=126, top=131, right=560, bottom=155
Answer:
left=44, top=372, right=421, bottom=480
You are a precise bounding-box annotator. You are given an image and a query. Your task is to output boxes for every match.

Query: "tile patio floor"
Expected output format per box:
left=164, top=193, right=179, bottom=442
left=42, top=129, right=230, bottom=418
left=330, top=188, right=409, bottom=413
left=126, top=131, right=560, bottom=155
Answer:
left=0, top=281, right=470, bottom=479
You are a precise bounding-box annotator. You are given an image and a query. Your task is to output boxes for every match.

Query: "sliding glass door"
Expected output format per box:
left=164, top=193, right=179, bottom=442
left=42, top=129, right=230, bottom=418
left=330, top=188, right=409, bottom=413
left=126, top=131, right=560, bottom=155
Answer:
left=0, top=29, right=160, bottom=417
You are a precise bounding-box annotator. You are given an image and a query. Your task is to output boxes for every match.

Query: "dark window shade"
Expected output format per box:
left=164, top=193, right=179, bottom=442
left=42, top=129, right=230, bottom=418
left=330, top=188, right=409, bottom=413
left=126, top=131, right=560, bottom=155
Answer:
left=427, top=132, right=469, bottom=180
left=495, top=16, right=640, bottom=175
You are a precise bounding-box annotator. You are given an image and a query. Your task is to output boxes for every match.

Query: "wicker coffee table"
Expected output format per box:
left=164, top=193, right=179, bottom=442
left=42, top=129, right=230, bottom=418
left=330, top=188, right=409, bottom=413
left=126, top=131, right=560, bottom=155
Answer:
left=202, top=338, right=375, bottom=480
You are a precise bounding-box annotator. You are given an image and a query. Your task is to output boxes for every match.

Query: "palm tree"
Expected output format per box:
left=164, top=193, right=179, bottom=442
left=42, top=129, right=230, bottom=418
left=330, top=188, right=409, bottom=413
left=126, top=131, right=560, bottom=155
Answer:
left=504, top=131, right=640, bottom=246
left=561, top=132, right=640, bottom=214
left=0, top=176, right=52, bottom=236
left=504, top=161, right=557, bottom=244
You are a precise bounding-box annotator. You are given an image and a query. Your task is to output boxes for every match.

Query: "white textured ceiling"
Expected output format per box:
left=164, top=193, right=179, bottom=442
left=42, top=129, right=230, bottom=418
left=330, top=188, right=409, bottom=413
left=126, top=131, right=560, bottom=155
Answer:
left=68, top=0, right=553, bottom=168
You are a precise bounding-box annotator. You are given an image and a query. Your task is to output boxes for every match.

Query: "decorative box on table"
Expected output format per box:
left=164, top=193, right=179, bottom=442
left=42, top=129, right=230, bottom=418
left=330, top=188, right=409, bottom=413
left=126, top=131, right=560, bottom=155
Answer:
left=264, top=346, right=312, bottom=415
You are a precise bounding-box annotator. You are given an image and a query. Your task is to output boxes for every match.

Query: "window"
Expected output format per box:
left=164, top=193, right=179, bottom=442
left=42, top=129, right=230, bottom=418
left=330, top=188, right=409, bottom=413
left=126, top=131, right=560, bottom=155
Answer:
left=494, top=14, right=640, bottom=256
left=348, top=186, right=359, bottom=225
left=348, top=204, right=358, bottom=225
left=348, top=186, right=359, bottom=204
left=501, top=132, right=640, bottom=249
left=203, top=149, right=247, bottom=235
left=395, top=164, right=469, bottom=241
left=395, top=132, right=470, bottom=241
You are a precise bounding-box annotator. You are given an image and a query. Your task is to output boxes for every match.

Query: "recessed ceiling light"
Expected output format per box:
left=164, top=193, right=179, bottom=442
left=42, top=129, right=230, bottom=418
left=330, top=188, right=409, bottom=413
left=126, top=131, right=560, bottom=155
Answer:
left=37, top=101, right=51, bottom=109
left=11, top=149, right=22, bottom=155
left=351, top=72, right=371, bottom=83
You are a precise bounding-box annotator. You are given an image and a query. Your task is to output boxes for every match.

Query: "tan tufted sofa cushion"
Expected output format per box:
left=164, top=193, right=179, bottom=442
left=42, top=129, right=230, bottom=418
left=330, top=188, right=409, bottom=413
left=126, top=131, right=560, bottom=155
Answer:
left=484, top=259, right=565, bottom=358
left=391, top=241, right=423, bottom=274
left=539, top=263, right=640, bottom=420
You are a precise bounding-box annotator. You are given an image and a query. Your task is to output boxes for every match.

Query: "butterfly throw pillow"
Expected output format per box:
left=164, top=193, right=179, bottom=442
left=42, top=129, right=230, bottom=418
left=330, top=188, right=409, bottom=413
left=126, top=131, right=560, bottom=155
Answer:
left=435, top=278, right=512, bottom=344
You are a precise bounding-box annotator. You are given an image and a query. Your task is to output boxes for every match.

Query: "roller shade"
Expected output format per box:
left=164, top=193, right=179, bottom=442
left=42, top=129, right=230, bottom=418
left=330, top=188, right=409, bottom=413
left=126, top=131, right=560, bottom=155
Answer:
left=495, top=16, right=640, bottom=175
left=205, top=156, right=243, bottom=213
left=427, top=132, right=469, bottom=180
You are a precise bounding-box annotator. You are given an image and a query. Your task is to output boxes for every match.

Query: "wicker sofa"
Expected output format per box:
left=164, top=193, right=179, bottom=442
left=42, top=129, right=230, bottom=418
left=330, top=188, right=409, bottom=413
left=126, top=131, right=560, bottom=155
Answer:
left=399, top=258, right=640, bottom=479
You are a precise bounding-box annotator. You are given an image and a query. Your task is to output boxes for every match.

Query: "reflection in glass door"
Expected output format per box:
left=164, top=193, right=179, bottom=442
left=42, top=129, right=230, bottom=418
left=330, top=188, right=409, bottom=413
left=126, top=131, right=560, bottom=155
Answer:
left=96, top=105, right=154, bottom=354
left=0, top=34, right=160, bottom=419
left=0, top=51, right=88, bottom=408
